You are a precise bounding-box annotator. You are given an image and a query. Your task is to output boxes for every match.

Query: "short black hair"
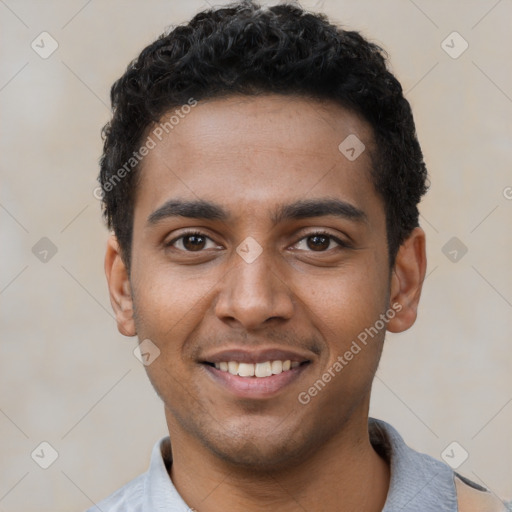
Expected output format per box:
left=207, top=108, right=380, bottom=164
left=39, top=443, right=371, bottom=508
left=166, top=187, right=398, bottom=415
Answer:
left=99, top=1, right=428, bottom=267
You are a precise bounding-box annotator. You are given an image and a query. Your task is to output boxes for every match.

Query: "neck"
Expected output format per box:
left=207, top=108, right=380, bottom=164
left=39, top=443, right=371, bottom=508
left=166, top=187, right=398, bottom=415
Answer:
left=166, top=411, right=390, bottom=512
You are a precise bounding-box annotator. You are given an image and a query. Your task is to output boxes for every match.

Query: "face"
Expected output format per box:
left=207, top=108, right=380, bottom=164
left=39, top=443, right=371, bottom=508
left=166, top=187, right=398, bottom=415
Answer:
left=106, top=94, right=425, bottom=470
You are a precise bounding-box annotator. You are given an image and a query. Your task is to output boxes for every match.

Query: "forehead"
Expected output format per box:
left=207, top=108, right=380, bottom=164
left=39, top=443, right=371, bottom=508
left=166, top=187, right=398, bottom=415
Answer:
left=134, top=94, right=381, bottom=226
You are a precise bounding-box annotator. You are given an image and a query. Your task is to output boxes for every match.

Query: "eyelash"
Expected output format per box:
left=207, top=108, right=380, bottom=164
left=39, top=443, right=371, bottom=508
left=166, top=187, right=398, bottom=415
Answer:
left=166, top=229, right=349, bottom=252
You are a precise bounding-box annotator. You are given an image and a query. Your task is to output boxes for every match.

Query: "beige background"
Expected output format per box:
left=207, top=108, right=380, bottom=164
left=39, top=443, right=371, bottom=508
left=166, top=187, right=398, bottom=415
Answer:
left=1, top=1, right=511, bottom=510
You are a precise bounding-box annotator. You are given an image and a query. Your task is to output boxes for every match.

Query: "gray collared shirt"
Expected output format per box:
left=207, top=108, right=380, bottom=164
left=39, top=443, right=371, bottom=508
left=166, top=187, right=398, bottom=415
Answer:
left=85, top=417, right=486, bottom=511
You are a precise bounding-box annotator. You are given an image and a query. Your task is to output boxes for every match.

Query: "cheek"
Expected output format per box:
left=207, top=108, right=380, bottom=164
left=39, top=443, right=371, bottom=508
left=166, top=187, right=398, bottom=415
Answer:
left=303, top=263, right=388, bottom=335
left=131, top=262, right=216, bottom=349
left=130, top=270, right=209, bottom=403
left=296, top=261, right=390, bottom=390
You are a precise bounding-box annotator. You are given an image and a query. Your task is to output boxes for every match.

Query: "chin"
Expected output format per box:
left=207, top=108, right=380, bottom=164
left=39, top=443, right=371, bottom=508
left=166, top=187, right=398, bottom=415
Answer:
left=210, top=438, right=301, bottom=471
left=199, top=420, right=314, bottom=472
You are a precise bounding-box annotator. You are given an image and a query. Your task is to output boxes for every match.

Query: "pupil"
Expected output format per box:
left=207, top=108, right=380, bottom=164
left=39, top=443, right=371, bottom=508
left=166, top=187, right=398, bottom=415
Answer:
left=184, top=235, right=205, bottom=251
left=308, top=235, right=329, bottom=251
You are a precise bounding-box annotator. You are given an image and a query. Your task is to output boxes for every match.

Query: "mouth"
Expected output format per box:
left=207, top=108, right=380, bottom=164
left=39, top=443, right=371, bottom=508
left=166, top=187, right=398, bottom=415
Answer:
left=200, top=348, right=312, bottom=398
left=204, top=359, right=306, bottom=377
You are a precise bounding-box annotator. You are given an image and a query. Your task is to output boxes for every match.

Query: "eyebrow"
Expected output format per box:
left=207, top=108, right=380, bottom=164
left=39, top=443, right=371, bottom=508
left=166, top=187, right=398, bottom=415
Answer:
left=147, top=198, right=368, bottom=226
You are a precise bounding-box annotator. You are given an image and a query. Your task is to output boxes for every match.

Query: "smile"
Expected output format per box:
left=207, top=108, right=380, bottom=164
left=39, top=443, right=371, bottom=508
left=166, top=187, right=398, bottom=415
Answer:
left=212, top=360, right=302, bottom=377
left=203, top=361, right=311, bottom=399
left=200, top=347, right=313, bottom=398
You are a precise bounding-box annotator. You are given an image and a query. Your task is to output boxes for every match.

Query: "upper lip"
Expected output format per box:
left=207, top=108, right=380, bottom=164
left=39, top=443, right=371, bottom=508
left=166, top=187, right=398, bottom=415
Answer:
left=201, top=347, right=313, bottom=365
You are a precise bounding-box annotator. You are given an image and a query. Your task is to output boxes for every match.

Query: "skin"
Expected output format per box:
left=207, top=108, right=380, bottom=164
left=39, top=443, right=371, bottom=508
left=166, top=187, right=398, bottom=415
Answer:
left=105, top=94, right=426, bottom=512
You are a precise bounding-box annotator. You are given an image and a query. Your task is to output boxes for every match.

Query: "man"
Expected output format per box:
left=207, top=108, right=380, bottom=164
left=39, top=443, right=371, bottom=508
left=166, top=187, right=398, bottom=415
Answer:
left=91, top=2, right=507, bottom=511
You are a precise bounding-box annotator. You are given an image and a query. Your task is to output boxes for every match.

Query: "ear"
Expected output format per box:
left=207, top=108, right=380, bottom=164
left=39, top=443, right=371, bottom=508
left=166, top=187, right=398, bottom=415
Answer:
left=387, top=227, right=427, bottom=333
left=104, top=235, right=136, bottom=337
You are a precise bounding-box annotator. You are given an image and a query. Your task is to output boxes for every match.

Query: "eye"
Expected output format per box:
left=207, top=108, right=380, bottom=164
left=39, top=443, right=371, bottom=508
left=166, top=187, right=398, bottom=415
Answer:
left=167, top=231, right=220, bottom=252
left=294, top=231, right=347, bottom=252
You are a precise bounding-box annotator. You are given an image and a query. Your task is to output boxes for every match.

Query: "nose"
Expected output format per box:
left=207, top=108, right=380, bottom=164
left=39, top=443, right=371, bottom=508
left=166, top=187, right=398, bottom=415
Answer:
left=214, top=248, right=295, bottom=331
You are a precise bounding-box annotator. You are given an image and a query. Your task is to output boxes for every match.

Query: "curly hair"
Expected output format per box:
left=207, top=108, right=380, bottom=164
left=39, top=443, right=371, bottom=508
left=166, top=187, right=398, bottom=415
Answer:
left=99, top=0, right=428, bottom=267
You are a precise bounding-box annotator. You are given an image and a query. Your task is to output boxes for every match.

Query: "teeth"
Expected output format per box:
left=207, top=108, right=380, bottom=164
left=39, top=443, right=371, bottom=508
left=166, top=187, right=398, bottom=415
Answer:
left=228, top=361, right=239, bottom=375
left=255, top=361, right=272, bottom=377
left=214, top=359, right=301, bottom=378
left=271, top=360, right=283, bottom=374
left=238, top=362, right=255, bottom=377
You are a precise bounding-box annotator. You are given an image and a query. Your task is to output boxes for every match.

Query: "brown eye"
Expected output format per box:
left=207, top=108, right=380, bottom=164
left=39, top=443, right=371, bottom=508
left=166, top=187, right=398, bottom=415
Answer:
left=182, top=234, right=206, bottom=251
left=293, top=231, right=348, bottom=253
left=307, top=234, right=330, bottom=251
left=167, top=231, right=219, bottom=252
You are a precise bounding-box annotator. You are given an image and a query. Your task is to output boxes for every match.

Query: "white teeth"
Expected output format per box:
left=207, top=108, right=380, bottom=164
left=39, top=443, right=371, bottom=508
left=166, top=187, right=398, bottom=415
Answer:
left=271, top=360, right=283, bottom=374
left=255, top=361, right=272, bottom=377
left=213, top=359, right=302, bottom=378
left=228, top=361, right=239, bottom=375
left=238, top=362, right=255, bottom=377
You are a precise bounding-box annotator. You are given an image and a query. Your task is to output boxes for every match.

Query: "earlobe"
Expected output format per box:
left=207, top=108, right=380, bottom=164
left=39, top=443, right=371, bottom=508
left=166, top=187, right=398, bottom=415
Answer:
left=104, top=235, right=136, bottom=337
left=387, top=227, right=427, bottom=333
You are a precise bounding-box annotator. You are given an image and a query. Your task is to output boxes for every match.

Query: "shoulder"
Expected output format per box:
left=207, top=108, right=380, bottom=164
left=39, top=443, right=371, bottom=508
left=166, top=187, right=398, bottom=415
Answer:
left=368, top=418, right=510, bottom=511
left=85, top=473, right=145, bottom=512
left=455, top=474, right=508, bottom=512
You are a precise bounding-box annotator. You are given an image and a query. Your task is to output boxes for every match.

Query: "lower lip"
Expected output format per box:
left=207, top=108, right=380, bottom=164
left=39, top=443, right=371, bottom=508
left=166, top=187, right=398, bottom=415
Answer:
left=203, top=364, right=309, bottom=399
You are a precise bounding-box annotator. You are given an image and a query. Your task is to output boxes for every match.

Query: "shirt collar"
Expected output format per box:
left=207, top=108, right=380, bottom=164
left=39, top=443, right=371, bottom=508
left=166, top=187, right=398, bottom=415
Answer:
left=369, top=418, right=457, bottom=512
left=143, top=436, right=190, bottom=511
